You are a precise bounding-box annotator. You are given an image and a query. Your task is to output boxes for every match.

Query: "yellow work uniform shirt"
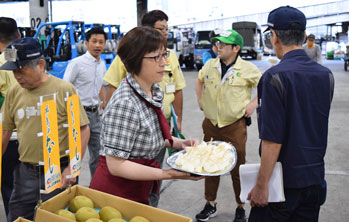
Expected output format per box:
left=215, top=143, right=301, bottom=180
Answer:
left=103, top=49, right=186, bottom=119
left=0, top=53, right=17, bottom=96
left=2, top=75, right=89, bottom=164
left=198, top=56, right=261, bottom=127
left=103, top=55, right=127, bottom=89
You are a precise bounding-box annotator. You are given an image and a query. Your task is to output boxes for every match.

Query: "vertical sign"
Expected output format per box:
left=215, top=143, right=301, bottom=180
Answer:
left=67, top=95, right=82, bottom=177
left=0, top=114, right=2, bottom=191
left=41, top=100, right=61, bottom=193
left=29, top=0, right=49, bottom=32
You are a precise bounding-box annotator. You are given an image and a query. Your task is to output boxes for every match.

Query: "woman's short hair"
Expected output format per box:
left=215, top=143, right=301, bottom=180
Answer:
left=117, top=26, right=167, bottom=75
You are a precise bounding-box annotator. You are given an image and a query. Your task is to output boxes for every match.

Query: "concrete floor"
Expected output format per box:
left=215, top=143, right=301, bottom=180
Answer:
left=1, top=57, right=348, bottom=221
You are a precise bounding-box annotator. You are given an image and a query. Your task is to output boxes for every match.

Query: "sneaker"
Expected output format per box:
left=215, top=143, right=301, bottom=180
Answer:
left=195, top=203, right=217, bottom=221
left=233, top=207, right=246, bottom=222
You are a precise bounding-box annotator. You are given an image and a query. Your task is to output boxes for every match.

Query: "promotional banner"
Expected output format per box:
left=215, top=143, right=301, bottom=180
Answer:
left=41, top=100, right=62, bottom=193
left=67, top=94, right=82, bottom=177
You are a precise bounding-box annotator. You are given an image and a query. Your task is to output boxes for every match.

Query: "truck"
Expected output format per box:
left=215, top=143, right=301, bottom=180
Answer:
left=193, top=30, right=211, bottom=70
left=167, top=29, right=182, bottom=60
left=167, top=28, right=194, bottom=69
left=232, top=21, right=263, bottom=59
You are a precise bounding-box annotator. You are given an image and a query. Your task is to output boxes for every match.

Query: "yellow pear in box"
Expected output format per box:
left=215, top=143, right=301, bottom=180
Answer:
left=35, top=185, right=192, bottom=222
left=99, top=206, right=122, bottom=222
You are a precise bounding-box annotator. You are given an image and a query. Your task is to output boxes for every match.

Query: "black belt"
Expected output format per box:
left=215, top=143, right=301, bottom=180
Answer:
left=23, top=156, right=69, bottom=173
left=84, top=105, right=98, bottom=112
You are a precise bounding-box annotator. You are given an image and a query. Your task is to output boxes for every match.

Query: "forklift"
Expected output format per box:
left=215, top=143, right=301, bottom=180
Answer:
left=34, top=21, right=86, bottom=79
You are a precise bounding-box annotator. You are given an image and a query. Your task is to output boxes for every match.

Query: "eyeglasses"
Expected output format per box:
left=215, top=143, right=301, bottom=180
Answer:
left=154, top=27, right=169, bottom=33
left=143, top=51, right=169, bottom=62
left=265, top=31, right=273, bottom=40
left=215, top=41, right=233, bottom=48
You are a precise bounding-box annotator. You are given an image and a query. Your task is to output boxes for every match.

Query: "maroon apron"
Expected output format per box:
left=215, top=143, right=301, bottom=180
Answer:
left=90, top=156, right=160, bottom=205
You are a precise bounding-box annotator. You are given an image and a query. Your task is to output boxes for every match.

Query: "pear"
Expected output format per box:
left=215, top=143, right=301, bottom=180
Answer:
left=69, top=195, right=94, bottom=213
left=55, top=209, right=76, bottom=221
left=108, top=219, right=127, bottom=222
left=99, top=206, right=122, bottom=222
left=85, top=219, right=103, bottom=222
left=75, top=207, right=100, bottom=222
left=130, top=216, right=150, bottom=222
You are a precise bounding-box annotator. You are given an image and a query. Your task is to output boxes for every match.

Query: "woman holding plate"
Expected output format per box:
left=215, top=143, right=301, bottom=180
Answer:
left=90, top=26, right=202, bottom=206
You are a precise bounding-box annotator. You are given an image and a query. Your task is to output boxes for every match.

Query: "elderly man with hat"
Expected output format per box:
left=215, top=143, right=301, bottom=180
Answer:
left=195, top=29, right=261, bottom=222
left=0, top=37, right=90, bottom=221
left=303, top=33, right=322, bottom=64
left=248, top=6, right=333, bottom=222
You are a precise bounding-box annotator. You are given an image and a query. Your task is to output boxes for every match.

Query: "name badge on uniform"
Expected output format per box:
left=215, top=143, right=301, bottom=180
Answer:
left=228, top=76, right=234, bottom=85
left=166, top=83, right=176, bottom=93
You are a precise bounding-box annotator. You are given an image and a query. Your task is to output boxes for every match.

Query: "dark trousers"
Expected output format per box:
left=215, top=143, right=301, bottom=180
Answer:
left=86, top=110, right=102, bottom=178
left=248, top=184, right=323, bottom=222
left=202, top=118, right=247, bottom=205
left=1, top=140, right=20, bottom=218
left=7, top=158, right=70, bottom=222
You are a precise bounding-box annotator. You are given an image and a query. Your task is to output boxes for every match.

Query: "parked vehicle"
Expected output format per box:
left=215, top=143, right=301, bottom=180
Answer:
left=232, top=21, right=263, bottom=59
left=167, top=29, right=182, bottom=59
left=167, top=28, right=194, bottom=69
left=193, top=30, right=211, bottom=70
left=179, top=28, right=195, bottom=69
left=34, top=21, right=86, bottom=79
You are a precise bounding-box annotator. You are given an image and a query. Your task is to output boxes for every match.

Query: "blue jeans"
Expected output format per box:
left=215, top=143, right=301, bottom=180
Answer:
left=86, top=110, right=102, bottom=178
left=1, top=140, right=20, bottom=218
left=248, top=184, right=324, bottom=222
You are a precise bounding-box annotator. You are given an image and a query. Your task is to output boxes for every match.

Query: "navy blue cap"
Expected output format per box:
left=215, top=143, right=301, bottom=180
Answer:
left=264, top=6, right=306, bottom=33
left=0, top=37, right=43, bottom=70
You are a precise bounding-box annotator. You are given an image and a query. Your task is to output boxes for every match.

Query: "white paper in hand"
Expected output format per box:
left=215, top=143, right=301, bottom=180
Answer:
left=239, top=162, right=285, bottom=203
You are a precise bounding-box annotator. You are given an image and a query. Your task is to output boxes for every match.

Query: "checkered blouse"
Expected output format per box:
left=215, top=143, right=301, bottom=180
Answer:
left=99, top=73, right=165, bottom=159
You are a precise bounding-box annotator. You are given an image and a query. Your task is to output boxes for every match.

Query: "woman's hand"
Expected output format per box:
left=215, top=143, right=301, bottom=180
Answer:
left=164, top=169, right=204, bottom=181
left=180, top=138, right=199, bottom=149
left=169, top=137, right=199, bottom=150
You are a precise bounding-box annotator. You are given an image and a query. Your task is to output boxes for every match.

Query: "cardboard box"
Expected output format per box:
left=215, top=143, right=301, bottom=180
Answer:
left=35, top=185, right=192, bottom=222
left=14, top=217, right=33, bottom=222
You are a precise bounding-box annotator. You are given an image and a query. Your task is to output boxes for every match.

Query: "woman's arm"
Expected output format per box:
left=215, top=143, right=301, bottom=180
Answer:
left=106, top=155, right=202, bottom=181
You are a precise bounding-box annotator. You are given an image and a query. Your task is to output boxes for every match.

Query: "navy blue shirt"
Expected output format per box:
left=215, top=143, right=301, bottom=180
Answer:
left=257, top=49, right=333, bottom=188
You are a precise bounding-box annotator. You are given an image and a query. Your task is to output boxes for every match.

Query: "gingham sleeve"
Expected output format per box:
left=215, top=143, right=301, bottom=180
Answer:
left=102, top=98, right=140, bottom=159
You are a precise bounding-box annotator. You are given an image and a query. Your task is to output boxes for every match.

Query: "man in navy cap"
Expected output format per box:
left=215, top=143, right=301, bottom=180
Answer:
left=247, top=6, right=334, bottom=221
left=0, top=37, right=90, bottom=221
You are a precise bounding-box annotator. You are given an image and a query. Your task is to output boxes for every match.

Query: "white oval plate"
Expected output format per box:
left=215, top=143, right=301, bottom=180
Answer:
left=166, top=141, right=237, bottom=176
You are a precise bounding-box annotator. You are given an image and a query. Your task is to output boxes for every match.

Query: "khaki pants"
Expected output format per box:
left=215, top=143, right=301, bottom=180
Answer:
left=202, top=118, right=247, bottom=204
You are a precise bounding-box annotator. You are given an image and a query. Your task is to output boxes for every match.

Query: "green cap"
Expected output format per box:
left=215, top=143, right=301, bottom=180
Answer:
left=211, top=29, right=244, bottom=49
